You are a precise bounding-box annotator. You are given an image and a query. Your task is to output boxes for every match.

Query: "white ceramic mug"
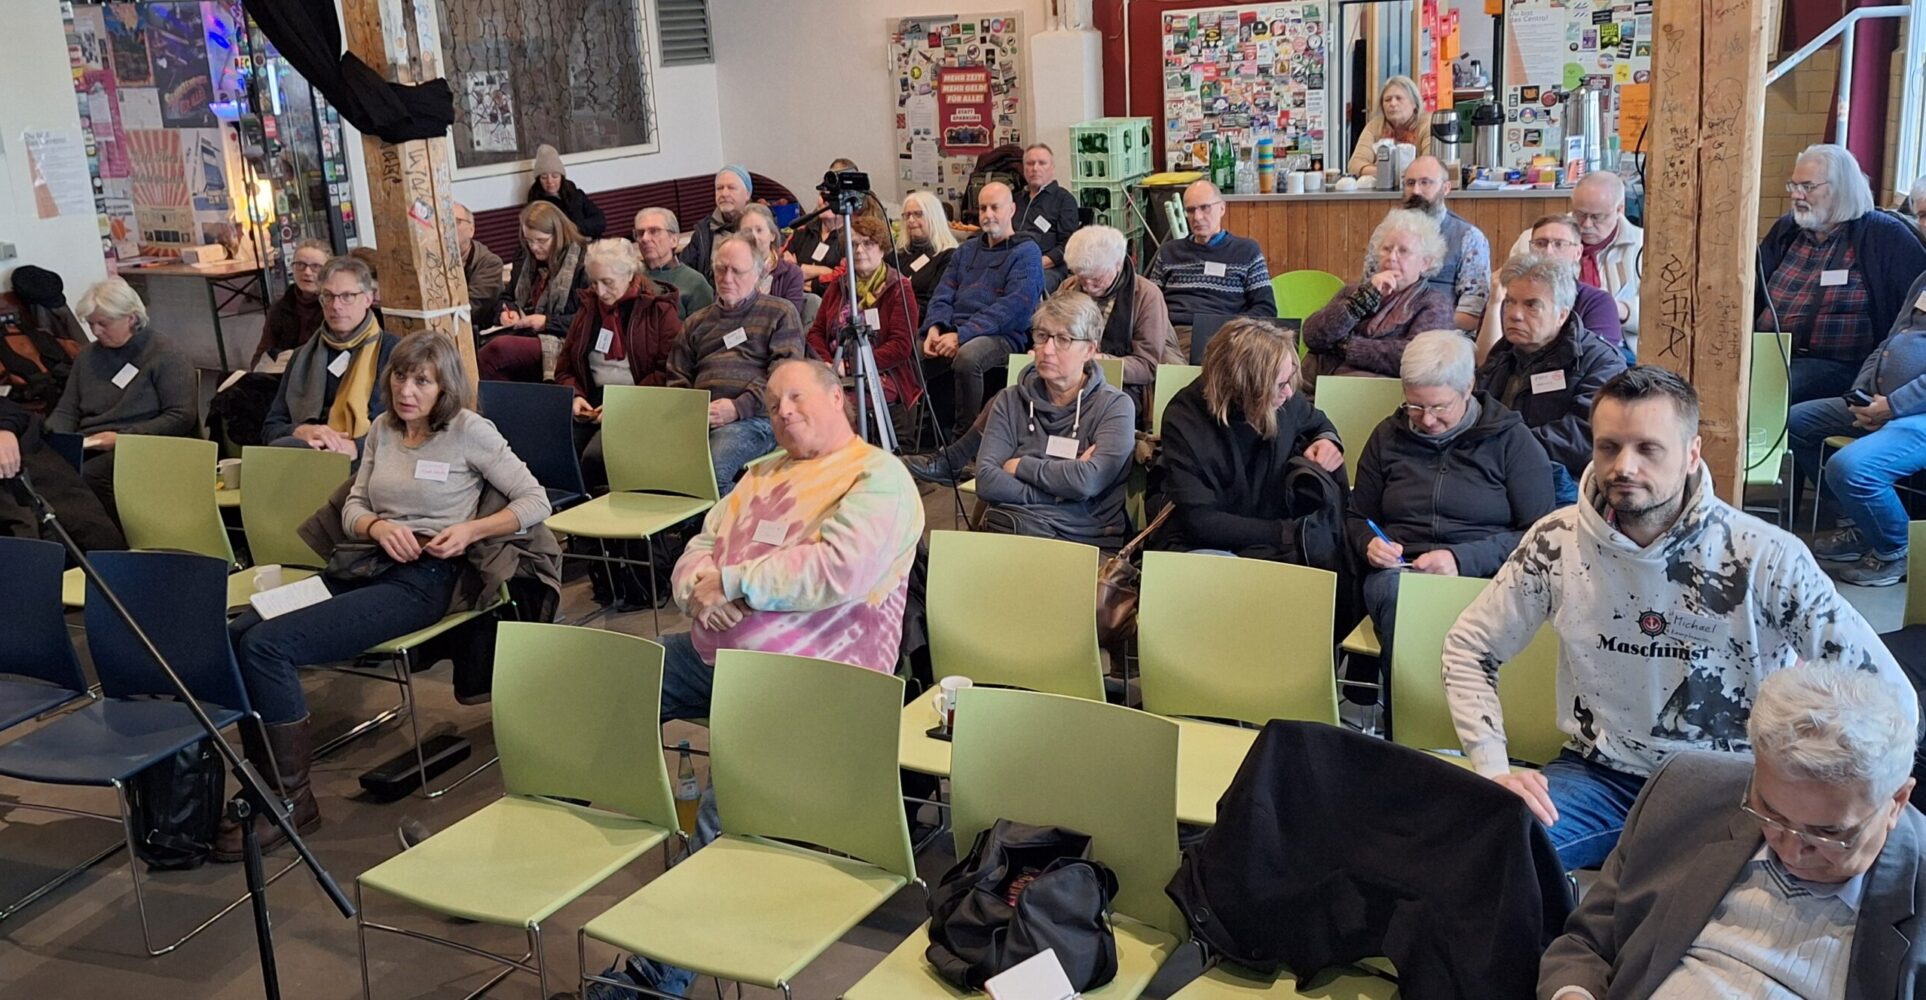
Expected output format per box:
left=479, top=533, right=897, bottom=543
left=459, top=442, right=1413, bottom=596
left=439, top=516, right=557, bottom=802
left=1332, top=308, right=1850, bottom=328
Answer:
left=933, top=675, right=975, bottom=732
left=1286, top=171, right=1306, bottom=194
left=252, top=564, right=283, bottom=593
left=218, top=458, right=243, bottom=491
left=1303, top=171, right=1325, bottom=192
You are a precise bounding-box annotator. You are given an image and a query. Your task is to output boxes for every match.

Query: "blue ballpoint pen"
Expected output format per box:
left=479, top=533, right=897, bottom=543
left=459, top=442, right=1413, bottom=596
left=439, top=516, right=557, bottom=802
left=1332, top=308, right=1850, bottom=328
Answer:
left=1364, top=519, right=1409, bottom=567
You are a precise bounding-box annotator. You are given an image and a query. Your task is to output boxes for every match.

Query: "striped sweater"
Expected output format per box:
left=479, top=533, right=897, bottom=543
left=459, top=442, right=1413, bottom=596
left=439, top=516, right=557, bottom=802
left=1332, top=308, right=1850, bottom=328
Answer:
left=671, top=438, right=924, bottom=672
left=1147, top=231, right=1277, bottom=326
left=668, top=291, right=805, bottom=420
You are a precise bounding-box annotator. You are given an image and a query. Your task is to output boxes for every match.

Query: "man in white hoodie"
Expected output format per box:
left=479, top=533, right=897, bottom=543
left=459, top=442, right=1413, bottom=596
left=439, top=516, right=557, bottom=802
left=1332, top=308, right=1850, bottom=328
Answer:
left=1441, top=366, right=1917, bottom=870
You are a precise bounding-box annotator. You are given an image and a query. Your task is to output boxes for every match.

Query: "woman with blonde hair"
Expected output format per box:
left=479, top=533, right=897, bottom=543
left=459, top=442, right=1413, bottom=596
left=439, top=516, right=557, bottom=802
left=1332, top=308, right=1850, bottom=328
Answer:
left=1156, top=317, right=1346, bottom=560
left=224, top=331, right=550, bottom=859
left=889, top=190, right=960, bottom=319
left=1346, top=75, right=1433, bottom=177
left=480, top=200, right=589, bottom=382
left=734, top=202, right=807, bottom=313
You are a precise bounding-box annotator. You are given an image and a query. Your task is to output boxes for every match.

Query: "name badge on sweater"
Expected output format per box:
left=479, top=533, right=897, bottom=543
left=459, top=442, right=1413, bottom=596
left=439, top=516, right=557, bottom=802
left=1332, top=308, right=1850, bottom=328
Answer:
left=595, top=328, right=615, bottom=354
left=1045, top=435, right=1079, bottom=459
left=0, top=384, right=11, bottom=397
left=863, top=307, right=882, bottom=329
left=752, top=520, right=787, bottom=546
left=910, top=254, right=930, bottom=273
left=1035, top=216, right=1052, bottom=233
left=328, top=351, right=352, bottom=377
left=1916, top=289, right=1926, bottom=313
left=413, top=460, right=451, bottom=482
left=810, top=242, right=830, bottom=262
left=722, top=328, right=748, bottom=350
left=1203, top=261, right=1228, bottom=278
left=1530, top=370, right=1568, bottom=394
left=1668, top=611, right=1726, bottom=645
left=1820, top=269, right=1850, bottom=287
left=111, top=364, right=139, bottom=389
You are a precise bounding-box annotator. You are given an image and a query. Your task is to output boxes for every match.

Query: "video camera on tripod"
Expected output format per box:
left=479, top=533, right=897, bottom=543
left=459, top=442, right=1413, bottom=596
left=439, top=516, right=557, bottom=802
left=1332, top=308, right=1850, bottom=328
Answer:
left=817, top=169, right=872, bottom=216
left=811, top=170, right=901, bottom=452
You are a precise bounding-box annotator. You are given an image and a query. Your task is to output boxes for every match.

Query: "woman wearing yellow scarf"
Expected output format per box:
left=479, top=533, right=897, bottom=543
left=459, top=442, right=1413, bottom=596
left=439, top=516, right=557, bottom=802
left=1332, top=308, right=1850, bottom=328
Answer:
left=262, top=256, right=400, bottom=457
left=804, top=213, right=923, bottom=419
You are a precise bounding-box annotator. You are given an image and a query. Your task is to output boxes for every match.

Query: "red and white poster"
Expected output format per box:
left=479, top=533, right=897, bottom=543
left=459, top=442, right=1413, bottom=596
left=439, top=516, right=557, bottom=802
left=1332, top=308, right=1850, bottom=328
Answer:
left=937, top=66, right=994, bottom=155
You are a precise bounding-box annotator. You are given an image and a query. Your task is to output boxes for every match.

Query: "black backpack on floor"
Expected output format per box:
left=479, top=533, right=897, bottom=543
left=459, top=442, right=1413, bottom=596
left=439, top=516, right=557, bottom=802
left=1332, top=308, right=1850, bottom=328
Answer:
left=926, top=819, right=1120, bottom=992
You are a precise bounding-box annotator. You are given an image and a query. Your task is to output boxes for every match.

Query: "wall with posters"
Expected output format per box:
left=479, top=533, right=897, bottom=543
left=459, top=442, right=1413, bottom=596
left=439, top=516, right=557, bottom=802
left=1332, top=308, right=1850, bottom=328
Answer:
left=0, top=1, right=112, bottom=296
left=1157, top=3, right=1331, bottom=169
left=890, top=14, right=1026, bottom=206
left=1501, top=0, right=1652, bottom=171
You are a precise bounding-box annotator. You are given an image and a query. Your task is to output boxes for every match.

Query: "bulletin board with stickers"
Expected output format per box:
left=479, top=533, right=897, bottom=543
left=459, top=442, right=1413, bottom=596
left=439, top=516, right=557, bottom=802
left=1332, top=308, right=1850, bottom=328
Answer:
left=1158, top=3, right=1329, bottom=168
left=1501, top=0, right=1653, bottom=172
left=889, top=13, right=1025, bottom=205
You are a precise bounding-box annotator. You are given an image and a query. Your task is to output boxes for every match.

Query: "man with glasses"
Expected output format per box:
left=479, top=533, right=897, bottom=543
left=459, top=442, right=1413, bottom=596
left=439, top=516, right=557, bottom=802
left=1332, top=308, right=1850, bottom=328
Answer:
left=1442, top=366, right=1911, bottom=871
left=1486, top=215, right=1625, bottom=359
left=1541, top=663, right=1926, bottom=999
left=1362, top=155, right=1490, bottom=331
left=1759, top=143, right=1926, bottom=404
left=262, top=256, right=400, bottom=458
left=1506, top=171, right=1645, bottom=353
left=633, top=206, right=714, bottom=319
left=452, top=202, right=504, bottom=328
left=1149, top=179, right=1277, bottom=355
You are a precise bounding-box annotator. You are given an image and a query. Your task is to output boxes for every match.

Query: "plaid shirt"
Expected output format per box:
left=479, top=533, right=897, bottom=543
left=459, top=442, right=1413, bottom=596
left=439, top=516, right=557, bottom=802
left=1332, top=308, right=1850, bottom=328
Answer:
left=1758, top=226, right=1876, bottom=361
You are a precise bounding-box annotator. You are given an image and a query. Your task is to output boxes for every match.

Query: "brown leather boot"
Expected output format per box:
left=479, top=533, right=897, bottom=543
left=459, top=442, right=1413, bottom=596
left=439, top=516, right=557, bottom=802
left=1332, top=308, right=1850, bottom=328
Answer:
left=212, top=716, right=320, bottom=863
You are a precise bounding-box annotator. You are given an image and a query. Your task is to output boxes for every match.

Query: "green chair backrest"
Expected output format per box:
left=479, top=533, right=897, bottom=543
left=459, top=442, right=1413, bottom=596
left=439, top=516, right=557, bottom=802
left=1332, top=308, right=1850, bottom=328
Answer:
left=950, top=688, right=1182, bottom=936
left=927, top=530, right=1104, bottom=701
left=710, top=649, right=914, bottom=881
left=1006, top=353, right=1124, bottom=391
left=1744, top=331, right=1792, bottom=486
left=1314, top=375, right=1406, bottom=484
left=1388, top=574, right=1565, bottom=765
left=1271, top=269, right=1345, bottom=322
left=1907, top=521, right=1926, bottom=627
left=599, top=385, right=719, bottom=501
left=115, top=435, right=234, bottom=565
left=1138, top=550, right=1338, bottom=725
left=238, top=447, right=350, bottom=569
left=1152, top=364, right=1203, bottom=437
left=492, top=623, right=679, bottom=828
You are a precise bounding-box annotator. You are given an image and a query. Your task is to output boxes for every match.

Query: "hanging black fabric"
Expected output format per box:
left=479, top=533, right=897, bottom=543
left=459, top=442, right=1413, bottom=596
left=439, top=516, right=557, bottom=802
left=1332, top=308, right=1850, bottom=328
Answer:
left=241, top=0, right=454, bottom=144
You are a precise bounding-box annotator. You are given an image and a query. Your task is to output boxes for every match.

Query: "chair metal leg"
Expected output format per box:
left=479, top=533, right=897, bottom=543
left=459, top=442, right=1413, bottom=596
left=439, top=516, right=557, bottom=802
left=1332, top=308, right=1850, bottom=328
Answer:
left=580, top=925, right=702, bottom=1000
left=0, top=800, right=126, bottom=921
left=531, top=923, right=549, bottom=998
left=115, top=780, right=298, bottom=956
left=358, top=882, right=374, bottom=1000
left=393, top=651, right=498, bottom=800
left=359, top=886, right=537, bottom=999
left=646, top=536, right=662, bottom=636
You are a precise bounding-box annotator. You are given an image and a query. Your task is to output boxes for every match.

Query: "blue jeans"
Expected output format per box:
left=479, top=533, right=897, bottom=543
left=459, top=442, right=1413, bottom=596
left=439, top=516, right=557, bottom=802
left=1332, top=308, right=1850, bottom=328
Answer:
left=228, top=556, right=461, bottom=724
left=1789, top=396, right=1926, bottom=558
left=924, top=335, right=1015, bottom=435
left=709, top=416, right=775, bottom=496
left=1540, top=750, right=1649, bottom=870
left=658, top=631, right=715, bottom=723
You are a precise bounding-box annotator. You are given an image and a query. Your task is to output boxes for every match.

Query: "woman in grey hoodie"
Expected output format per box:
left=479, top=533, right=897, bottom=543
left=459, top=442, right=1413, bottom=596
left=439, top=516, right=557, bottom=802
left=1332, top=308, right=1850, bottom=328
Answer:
left=972, top=292, right=1138, bottom=547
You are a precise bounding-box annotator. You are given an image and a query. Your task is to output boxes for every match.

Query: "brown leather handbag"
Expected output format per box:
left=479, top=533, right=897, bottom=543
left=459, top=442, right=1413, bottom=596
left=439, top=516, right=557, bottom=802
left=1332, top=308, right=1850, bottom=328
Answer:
left=1096, top=504, right=1173, bottom=644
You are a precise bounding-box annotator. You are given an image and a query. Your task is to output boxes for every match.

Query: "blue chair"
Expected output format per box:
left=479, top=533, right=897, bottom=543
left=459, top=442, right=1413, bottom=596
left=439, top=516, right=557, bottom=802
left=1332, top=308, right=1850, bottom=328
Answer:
left=0, top=551, right=288, bottom=954
left=479, top=380, right=590, bottom=512
left=0, top=538, right=90, bottom=735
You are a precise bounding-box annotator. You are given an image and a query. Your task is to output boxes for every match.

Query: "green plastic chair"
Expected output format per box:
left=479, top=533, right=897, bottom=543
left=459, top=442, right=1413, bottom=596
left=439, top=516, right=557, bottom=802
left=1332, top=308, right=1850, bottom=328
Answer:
left=1313, top=375, right=1406, bottom=484
left=65, top=435, right=236, bottom=607
left=226, top=447, right=350, bottom=609
left=1169, top=961, right=1400, bottom=999
left=580, top=650, right=914, bottom=997
left=847, top=688, right=1183, bottom=999
left=1004, top=352, right=1124, bottom=391
left=1387, top=574, right=1565, bottom=768
left=1153, top=363, right=1203, bottom=437
left=1272, top=269, right=1345, bottom=323
left=901, top=531, right=1104, bottom=779
left=1906, top=521, right=1926, bottom=627
left=1743, top=331, right=1791, bottom=523
left=355, top=624, right=679, bottom=999
left=543, top=385, right=718, bottom=630
left=1139, top=551, right=1338, bottom=826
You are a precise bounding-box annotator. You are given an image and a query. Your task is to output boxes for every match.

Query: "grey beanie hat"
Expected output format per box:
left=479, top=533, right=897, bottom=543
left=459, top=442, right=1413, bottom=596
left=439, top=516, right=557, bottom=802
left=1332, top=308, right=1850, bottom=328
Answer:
left=532, top=144, right=565, bottom=178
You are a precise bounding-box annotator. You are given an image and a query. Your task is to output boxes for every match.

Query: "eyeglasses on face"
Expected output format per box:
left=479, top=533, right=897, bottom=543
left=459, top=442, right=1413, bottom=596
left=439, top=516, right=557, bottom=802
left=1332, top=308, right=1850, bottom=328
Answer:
left=1032, top=332, right=1095, bottom=348
left=1740, top=777, right=1877, bottom=854
left=1529, top=237, right=1581, bottom=252
left=318, top=290, right=368, bottom=305
left=1399, top=398, right=1464, bottom=419
left=1786, top=181, right=1830, bottom=195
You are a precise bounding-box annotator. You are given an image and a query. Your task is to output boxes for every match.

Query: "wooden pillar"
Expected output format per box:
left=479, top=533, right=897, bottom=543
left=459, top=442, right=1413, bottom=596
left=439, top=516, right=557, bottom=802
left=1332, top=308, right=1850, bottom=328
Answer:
left=340, top=0, right=475, bottom=391
left=1637, top=0, right=1771, bottom=502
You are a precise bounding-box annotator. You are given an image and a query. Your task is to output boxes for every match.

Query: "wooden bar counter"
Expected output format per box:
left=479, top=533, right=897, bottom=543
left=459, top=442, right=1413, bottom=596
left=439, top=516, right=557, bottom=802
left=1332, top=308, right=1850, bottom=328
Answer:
left=1220, top=190, right=1572, bottom=280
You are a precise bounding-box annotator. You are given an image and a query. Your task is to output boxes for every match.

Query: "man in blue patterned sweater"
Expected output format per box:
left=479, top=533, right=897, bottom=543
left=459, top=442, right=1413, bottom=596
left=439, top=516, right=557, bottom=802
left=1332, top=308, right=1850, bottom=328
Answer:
left=1148, top=180, right=1277, bottom=357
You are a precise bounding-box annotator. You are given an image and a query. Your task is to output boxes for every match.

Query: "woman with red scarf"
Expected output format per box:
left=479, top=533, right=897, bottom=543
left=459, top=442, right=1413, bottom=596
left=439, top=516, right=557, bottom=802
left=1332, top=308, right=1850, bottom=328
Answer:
left=805, top=214, right=922, bottom=428
left=555, top=238, right=683, bottom=487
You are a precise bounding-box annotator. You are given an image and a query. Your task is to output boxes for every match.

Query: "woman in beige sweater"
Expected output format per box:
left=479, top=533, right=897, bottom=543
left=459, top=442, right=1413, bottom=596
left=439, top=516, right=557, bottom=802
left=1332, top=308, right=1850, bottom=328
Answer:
left=1346, top=75, right=1434, bottom=177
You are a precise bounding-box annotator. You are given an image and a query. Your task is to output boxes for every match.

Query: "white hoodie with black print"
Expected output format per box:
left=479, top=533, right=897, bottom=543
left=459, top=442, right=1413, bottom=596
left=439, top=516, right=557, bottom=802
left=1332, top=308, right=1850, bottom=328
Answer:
left=1441, top=461, right=1915, bottom=779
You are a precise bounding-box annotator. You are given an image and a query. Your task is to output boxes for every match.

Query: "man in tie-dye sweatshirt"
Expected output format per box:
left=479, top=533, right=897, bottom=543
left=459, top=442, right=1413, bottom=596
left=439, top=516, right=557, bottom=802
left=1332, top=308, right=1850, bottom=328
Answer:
left=660, top=358, right=924, bottom=721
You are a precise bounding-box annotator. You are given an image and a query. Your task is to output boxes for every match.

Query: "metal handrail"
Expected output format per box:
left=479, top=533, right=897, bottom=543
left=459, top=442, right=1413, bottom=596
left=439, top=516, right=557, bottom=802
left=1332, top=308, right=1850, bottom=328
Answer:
left=1763, top=4, right=1910, bottom=151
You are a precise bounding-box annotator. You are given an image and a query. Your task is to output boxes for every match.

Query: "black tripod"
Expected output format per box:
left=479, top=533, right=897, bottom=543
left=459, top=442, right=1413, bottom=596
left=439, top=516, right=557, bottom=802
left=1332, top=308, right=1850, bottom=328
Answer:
left=9, top=470, right=356, bottom=999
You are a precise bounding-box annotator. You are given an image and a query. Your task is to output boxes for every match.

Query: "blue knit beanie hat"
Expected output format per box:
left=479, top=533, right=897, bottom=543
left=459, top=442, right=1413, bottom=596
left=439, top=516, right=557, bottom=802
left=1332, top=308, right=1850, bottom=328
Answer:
left=719, top=164, right=753, bottom=196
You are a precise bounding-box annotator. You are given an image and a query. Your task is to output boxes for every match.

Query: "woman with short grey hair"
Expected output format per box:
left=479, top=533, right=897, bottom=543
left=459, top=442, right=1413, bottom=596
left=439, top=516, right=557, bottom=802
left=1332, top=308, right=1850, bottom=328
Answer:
left=1341, top=328, right=1554, bottom=696
left=1054, top=225, right=1181, bottom=410
left=1304, top=208, right=1457, bottom=386
left=48, top=276, right=197, bottom=522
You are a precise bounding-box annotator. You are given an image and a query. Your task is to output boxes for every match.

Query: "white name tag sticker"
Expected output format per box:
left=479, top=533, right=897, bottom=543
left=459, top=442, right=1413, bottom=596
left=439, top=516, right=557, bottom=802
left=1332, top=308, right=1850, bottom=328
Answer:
left=1916, top=288, right=1926, bottom=313
left=1530, top=370, right=1568, bottom=394
left=1669, top=611, right=1727, bottom=645
left=810, top=242, right=830, bottom=262
left=1035, top=216, right=1052, bottom=233
left=1820, top=269, right=1850, bottom=287
left=413, top=459, right=451, bottom=482
left=752, top=519, right=788, bottom=546
left=111, top=363, right=139, bottom=389
left=910, top=254, right=930, bottom=272
left=0, top=384, right=11, bottom=397
left=1202, top=261, right=1228, bottom=278
left=328, top=351, right=352, bottom=377
left=1045, top=435, right=1079, bottom=459
left=864, top=307, right=882, bottom=329
left=722, top=328, right=748, bottom=350
left=594, top=328, right=615, bottom=354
